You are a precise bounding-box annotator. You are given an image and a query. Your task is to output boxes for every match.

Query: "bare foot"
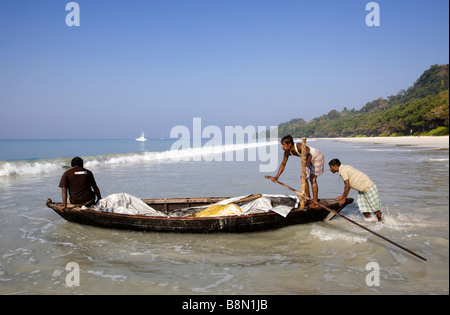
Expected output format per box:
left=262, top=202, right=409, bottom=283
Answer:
left=309, top=201, right=320, bottom=209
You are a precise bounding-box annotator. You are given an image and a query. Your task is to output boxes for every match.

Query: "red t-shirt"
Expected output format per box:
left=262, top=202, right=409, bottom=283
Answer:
left=59, top=166, right=97, bottom=204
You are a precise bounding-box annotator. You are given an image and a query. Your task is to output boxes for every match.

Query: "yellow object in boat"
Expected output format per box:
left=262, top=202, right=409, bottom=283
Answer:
left=194, top=204, right=242, bottom=217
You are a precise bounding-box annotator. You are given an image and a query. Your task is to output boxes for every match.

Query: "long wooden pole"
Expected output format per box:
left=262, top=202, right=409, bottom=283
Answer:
left=230, top=194, right=262, bottom=205
left=265, top=176, right=427, bottom=262
left=300, top=137, right=307, bottom=210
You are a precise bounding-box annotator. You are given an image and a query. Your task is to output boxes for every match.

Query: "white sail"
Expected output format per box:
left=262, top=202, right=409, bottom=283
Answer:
left=136, top=131, right=147, bottom=142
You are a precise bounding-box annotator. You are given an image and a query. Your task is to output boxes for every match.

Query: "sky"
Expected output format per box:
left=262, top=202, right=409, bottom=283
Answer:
left=0, top=0, right=448, bottom=139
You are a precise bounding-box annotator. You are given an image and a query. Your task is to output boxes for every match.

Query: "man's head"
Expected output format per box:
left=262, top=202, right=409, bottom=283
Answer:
left=328, top=158, right=341, bottom=173
left=71, top=157, right=84, bottom=167
left=281, top=135, right=294, bottom=151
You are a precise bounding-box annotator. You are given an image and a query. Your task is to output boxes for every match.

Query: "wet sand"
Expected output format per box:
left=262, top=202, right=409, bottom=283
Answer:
left=329, top=136, right=449, bottom=149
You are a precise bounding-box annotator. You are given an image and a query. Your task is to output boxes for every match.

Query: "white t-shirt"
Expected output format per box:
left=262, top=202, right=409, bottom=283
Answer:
left=339, top=164, right=374, bottom=193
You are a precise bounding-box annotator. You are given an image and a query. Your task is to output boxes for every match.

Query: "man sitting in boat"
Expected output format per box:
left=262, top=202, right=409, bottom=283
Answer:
left=58, top=157, right=102, bottom=211
left=329, top=159, right=383, bottom=222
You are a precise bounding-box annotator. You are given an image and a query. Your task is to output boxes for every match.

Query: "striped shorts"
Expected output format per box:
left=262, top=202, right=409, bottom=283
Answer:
left=357, top=184, right=381, bottom=213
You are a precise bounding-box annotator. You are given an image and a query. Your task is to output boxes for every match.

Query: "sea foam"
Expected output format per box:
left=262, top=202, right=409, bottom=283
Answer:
left=0, top=141, right=278, bottom=177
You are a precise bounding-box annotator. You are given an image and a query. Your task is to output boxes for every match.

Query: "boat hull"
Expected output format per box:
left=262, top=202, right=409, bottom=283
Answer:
left=46, top=196, right=353, bottom=233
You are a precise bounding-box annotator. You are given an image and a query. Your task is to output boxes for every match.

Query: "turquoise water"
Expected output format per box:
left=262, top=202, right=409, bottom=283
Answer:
left=0, top=139, right=171, bottom=161
left=0, top=138, right=276, bottom=176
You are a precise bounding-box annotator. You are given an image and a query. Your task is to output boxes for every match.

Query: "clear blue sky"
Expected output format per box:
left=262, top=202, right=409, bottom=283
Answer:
left=0, top=0, right=448, bottom=139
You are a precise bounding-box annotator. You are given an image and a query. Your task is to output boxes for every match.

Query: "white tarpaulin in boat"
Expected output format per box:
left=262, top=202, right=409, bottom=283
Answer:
left=93, top=193, right=167, bottom=216
left=92, top=193, right=298, bottom=218
left=206, top=194, right=299, bottom=218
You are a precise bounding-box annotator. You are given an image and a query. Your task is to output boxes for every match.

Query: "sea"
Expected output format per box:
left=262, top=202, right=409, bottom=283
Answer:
left=0, top=138, right=448, bottom=295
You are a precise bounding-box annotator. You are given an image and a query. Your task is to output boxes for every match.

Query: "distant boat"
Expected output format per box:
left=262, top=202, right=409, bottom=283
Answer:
left=136, top=131, right=147, bottom=142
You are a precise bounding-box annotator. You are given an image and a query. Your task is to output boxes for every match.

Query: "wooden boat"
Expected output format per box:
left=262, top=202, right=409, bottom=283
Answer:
left=45, top=195, right=353, bottom=233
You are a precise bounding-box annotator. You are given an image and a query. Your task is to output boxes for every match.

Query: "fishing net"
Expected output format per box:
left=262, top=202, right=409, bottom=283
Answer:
left=193, top=203, right=242, bottom=217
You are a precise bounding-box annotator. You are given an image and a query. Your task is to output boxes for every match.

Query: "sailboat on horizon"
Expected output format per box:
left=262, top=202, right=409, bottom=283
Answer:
left=136, top=130, right=148, bottom=142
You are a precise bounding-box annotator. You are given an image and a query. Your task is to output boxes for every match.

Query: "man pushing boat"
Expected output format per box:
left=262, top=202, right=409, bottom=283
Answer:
left=267, top=135, right=324, bottom=207
left=329, top=159, right=383, bottom=222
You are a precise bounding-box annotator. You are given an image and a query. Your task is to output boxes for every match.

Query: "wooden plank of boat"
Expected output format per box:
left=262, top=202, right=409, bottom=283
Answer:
left=45, top=196, right=354, bottom=233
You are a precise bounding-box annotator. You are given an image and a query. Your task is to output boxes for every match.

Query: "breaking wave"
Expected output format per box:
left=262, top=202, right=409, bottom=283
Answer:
left=0, top=141, right=278, bottom=177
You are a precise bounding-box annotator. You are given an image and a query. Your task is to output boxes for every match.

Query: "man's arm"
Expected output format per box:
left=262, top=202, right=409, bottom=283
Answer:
left=303, top=146, right=312, bottom=167
left=269, top=151, right=289, bottom=182
left=88, top=171, right=102, bottom=202
left=337, top=179, right=351, bottom=206
left=93, top=185, right=102, bottom=202
left=59, top=187, right=68, bottom=211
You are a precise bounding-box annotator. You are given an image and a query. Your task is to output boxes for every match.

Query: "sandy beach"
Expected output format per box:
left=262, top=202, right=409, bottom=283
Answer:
left=329, top=136, right=449, bottom=149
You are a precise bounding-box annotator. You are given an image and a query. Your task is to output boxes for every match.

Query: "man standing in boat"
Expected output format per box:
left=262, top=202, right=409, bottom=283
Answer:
left=267, top=135, right=324, bottom=207
left=329, top=159, right=383, bottom=222
left=59, top=157, right=102, bottom=210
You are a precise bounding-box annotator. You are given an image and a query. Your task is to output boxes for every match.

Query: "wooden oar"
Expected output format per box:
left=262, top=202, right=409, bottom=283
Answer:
left=265, top=176, right=427, bottom=262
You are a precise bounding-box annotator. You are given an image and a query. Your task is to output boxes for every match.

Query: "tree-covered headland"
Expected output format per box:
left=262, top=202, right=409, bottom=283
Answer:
left=277, top=64, right=449, bottom=138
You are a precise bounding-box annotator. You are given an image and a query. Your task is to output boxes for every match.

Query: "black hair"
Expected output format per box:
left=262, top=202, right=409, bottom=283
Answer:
left=71, top=157, right=84, bottom=167
left=328, top=159, right=341, bottom=167
left=281, top=135, right=294, bottom=145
